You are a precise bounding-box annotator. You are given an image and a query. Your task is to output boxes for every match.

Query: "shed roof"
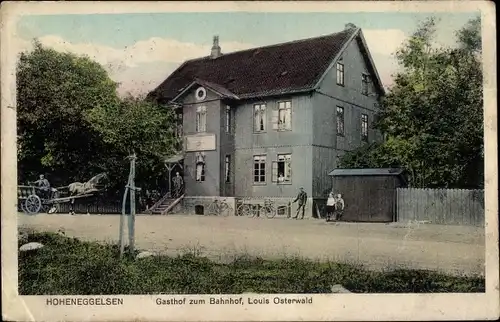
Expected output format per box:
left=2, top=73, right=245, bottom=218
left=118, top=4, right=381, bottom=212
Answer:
left=328, top=168, right=405, bottom=176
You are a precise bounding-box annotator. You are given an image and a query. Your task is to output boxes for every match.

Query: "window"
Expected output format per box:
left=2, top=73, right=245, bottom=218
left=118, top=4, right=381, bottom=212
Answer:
left=336, top=61, right=345, bottom=86
left=254, top=104, right=266, bottom=132
left=195, top=153, right=206, bottom=182
left=196, top=105, right=207, bottom=132
left=362, top=74, right=370, bottom=95
left=277, top=101, right=292, bottom=130
left=361, top=114, right=368, bottom=142
left=336, top=106, right=345, bottom=136
left=272, top=154, right=292, bottom=183
left=175, top=112, right=183, bottom=138
left=253, top=155, right=266, bottom=183
left=225, top=106, right=231, bottom=133
left=225, top=155, right=231, bottom=183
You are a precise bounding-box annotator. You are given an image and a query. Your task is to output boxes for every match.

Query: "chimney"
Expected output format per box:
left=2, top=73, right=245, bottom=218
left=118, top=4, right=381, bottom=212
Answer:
left=344, top=23, right=357, bottom=30
left=210, top=35, right=221, bottom=59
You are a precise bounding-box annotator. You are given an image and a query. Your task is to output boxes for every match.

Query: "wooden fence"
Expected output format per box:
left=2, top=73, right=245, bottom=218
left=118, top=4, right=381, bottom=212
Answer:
left=396, top=188, right=485, bottom=226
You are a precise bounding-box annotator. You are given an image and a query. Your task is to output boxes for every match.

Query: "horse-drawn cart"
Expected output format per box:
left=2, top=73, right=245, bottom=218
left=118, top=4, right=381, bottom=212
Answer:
left=17, top=173, right=108, bottom=215
left=17, top=185, right=95, bottom=215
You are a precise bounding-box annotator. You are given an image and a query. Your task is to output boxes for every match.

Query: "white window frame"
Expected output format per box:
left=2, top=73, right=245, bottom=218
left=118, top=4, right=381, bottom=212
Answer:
left=277, top=101, right=292, bottom=131
left=225, top=106, right=231, bottom=133
left=336, top=106, right=345, bottom=136
left=196, top=105, right=207, bottom=133
left=195, top=153, right=206, bottom=182
left=336, top=61, right=345, bottom=86
left=362, top=73, right=370, bottom=95
left=272, top=154, right=292, bottom=184
left=253, top=104, right=266, bottom=133
left=253, top=155, right=266, bottom=184
left=175, top=112, right=183, bottom=138
left=361, top=113, right=369, bottom=142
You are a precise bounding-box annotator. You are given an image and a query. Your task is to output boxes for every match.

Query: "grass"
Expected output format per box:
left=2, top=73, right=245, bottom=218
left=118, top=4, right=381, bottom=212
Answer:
left=18, top=232, right=485, bottom=295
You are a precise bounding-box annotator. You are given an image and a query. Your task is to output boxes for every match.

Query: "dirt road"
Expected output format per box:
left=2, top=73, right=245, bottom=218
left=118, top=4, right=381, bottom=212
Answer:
left=18, top=213, right=485, bottom=276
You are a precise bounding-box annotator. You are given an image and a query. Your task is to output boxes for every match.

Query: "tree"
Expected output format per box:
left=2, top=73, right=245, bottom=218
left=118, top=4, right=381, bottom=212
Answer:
left=84, top=95, right=180, bottom=192
left=340, top=17, right=483, bottom=189
left=17, top=41, right=120, bottom=185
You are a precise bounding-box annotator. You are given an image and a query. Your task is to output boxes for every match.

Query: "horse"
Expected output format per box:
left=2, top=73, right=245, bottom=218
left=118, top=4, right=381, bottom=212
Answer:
left=67, top=173, right=109, bottom=215
left=68, top=173, right=108, bottom=196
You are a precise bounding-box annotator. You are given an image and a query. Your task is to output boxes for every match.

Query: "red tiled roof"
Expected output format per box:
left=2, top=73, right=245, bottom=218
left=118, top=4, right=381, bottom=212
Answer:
left=148, top=28, right=358, bottom=102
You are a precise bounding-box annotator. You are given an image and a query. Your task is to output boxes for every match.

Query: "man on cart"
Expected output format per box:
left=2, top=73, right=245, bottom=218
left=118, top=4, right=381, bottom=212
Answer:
left=32, top=174, right=51, bottom=199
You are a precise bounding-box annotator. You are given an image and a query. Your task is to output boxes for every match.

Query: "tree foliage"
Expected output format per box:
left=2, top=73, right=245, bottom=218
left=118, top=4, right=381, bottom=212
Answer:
left=17, top=41, right=178, bottom=192
left=340, top=17, right=483, bottom=189
left=17, top=41, right=120, bottom=185
left=84, top=95, right=180, bottom=191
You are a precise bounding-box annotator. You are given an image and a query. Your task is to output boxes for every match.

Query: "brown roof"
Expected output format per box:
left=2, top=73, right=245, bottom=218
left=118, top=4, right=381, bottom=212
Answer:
left=148, top=28, right=358, bottom=102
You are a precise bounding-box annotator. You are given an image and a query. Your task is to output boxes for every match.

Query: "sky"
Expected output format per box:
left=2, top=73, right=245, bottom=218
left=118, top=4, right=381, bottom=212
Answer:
left=15, top=11, right=479, bottom=97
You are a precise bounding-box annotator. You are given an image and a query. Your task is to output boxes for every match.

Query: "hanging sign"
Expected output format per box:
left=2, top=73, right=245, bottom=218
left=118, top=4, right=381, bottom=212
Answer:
left=185, top=134, right=216, bottom=152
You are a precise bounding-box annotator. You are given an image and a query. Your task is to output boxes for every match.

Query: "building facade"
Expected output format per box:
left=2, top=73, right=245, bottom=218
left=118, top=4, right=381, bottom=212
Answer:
left=148, top=24, right=385, bottom=218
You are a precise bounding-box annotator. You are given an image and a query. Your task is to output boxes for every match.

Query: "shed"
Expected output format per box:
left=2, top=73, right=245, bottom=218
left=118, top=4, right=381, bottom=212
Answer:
left=327, top=168, right=407, bottom=223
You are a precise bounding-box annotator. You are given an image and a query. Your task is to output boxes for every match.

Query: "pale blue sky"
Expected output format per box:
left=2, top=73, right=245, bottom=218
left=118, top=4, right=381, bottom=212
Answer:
left=16, top=11, right=479, bottom=96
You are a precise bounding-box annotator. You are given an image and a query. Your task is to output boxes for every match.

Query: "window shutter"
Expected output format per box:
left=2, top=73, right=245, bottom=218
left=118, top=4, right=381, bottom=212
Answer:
left=286, top=158, right=292, bottom=182
left=271, top=161, right=278, bottom=182
left=271, top=105, right=279, bottom=130
left=285, top=105, right=292, bottom=130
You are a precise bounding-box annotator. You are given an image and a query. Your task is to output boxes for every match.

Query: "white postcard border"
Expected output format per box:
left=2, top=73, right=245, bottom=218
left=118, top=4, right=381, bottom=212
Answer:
left=1, top=1, right=498, bottom=321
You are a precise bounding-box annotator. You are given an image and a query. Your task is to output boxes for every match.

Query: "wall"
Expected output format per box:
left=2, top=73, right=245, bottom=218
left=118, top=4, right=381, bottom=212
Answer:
left=234, top=145, right=313, bottom=198
left=310, top=35, right=384, bottom=198
left=332, top=175, right=400, bottom=222
left=219, top=104, right=235, bottom=197
left=234, top=94, right=314, bottom=198
left=181, top=89, right=222, bottom=197
left=397, top=188, right=485, bottom=227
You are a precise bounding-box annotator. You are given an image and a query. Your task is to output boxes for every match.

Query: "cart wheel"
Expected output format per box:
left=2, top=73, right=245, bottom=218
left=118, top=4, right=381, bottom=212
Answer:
left=25, top=195, right=42, bottom=214
left=19, top=201, right=27, bottom=213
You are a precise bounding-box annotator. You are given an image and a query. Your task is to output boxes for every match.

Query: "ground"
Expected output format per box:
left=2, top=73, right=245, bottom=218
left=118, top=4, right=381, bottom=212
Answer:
left=18, top=213, right=485, bottom=276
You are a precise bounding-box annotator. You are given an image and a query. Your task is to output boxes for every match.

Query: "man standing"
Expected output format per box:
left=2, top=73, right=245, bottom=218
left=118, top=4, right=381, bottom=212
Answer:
left=172, top=172, right=184, bottom=198
left=292, top=187, right=307, bottom=219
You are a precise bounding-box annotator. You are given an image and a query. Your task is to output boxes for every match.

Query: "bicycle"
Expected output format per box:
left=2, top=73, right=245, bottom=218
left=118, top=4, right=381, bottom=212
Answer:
left=206, top=198, right=233, bottom=217
left=237, top=199, right=260, bottom=217
left=239, top=199, right=292, bottom=219
left=262, top=199, right=293, bottom=219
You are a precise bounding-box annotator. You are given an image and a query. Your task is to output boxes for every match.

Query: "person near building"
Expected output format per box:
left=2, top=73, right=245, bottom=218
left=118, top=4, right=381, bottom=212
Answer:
left=172, top=172, right=184, bottom=198
left=326, top=191, right=336, bottom=222
left=333, top=193, right=345, bottom=221
left=292, top=187, right=307, bottom=219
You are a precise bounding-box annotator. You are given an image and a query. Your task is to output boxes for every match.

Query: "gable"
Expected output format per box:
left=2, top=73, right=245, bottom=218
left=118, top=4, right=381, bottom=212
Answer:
left=171, top=79, right=240, bottom=104
left=315, top=31, right=385, bottom=95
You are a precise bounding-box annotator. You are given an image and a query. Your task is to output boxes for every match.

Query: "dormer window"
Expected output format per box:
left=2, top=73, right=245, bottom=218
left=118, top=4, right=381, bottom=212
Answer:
left=336, top=61, right=345, bottom=86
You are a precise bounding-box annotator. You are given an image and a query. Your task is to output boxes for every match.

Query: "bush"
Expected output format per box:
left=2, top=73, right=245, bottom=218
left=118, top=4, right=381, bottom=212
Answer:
left=18, top=232, right=485, bottom=295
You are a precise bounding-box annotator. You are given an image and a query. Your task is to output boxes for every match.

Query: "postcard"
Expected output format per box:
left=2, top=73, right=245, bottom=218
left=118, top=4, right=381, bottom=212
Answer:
left=1, top=1, right=498, bottom=321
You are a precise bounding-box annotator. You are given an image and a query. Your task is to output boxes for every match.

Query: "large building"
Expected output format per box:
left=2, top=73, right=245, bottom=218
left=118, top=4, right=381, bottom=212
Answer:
left=147, top=23, right=385, bottom=217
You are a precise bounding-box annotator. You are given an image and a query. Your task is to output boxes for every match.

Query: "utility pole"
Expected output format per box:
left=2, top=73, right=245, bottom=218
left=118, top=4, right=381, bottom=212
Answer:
left=128, top=153, right=137, bottom=253
left=119, top=174, right=130, bottom=257
left=119, top=153, right=140, bottom=257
